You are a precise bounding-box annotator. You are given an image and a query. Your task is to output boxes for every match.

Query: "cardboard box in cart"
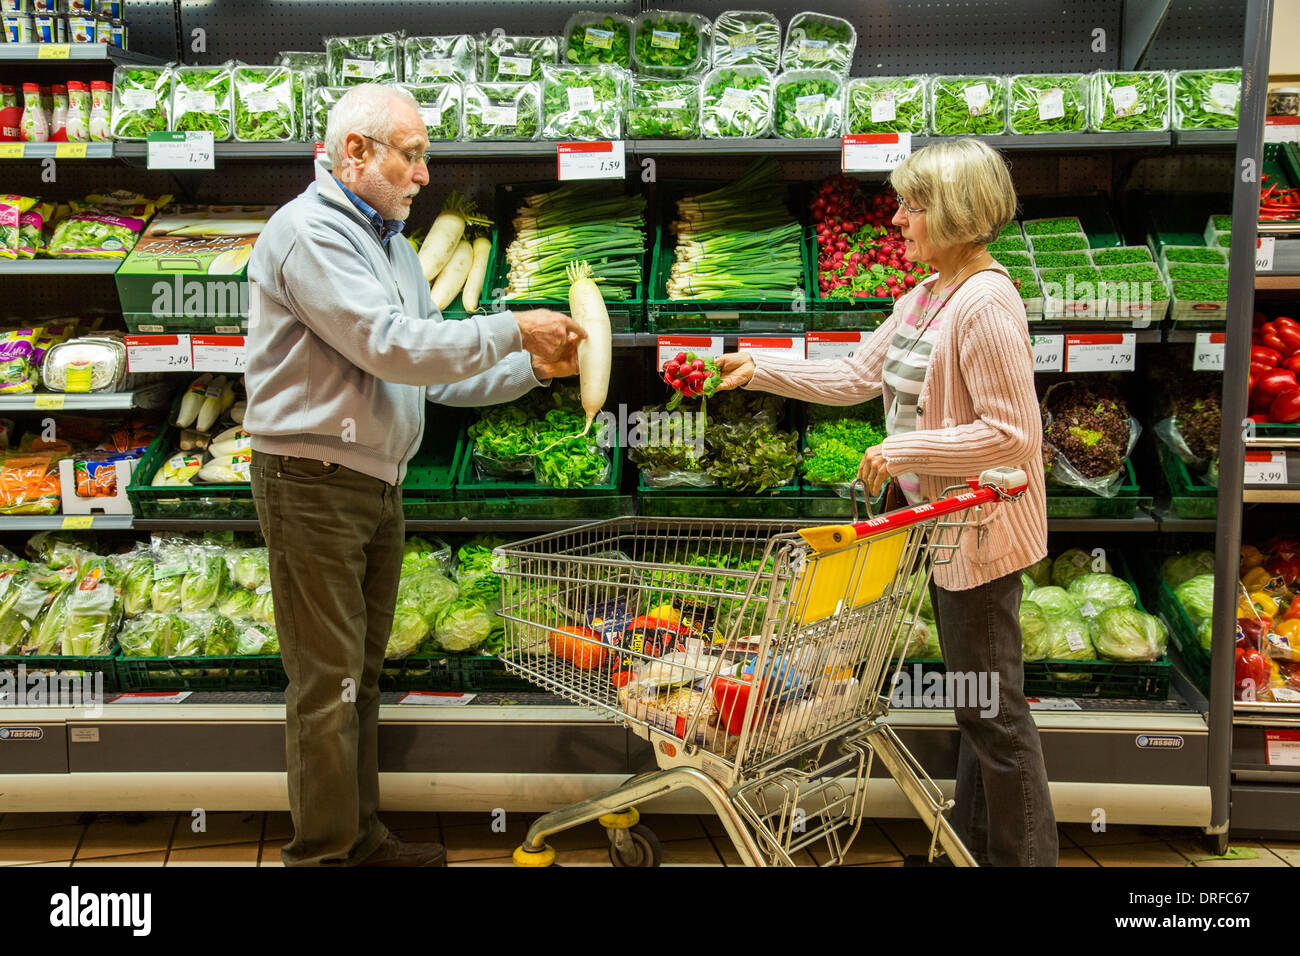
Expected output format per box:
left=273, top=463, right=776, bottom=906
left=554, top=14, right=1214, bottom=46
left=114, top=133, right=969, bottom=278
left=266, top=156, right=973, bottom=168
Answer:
left=115, top=205, right=278, bottom=333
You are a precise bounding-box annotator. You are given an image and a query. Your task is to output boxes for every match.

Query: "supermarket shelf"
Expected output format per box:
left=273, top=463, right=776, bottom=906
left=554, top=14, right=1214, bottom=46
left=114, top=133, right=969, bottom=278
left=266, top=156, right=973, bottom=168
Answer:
left=1171, top=129, right=1241, bottom=147
left=1256, top=273, right=1300, bottom=290
left=0, top=515, right=132, bottom=530
left=1153, top=514, right=1218, bottom=532
left=0, top=142, right=115, bottom=160
left=0, top=259, right=118, bottom=275
left=1244, top=436, right=1300, bottom=448
left=0, top=43, right=162, bottom=65
left=1165, top=327, right=1224, bottom=343
left=0, top=384, right=170, bottom=411
left=1235, top=702, right=1300, bottom=723
left=112, top=141, right=315, bottom=161
left=1243, top=486, right=1300, bottom=502
left=1046, top=515, right=1158, bottom=532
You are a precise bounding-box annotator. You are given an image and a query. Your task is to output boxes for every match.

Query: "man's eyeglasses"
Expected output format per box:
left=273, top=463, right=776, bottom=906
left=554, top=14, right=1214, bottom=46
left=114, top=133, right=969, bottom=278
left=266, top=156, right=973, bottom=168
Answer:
left=895, top=194, right=925, bottom=216
left=363, top=134, right=427, bottom=167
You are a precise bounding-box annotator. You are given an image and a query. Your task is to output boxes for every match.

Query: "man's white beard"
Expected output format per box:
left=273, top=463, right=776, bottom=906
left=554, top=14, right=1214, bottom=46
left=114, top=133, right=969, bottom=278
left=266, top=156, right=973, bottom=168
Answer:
left=358, top=163, right=416, bottom=222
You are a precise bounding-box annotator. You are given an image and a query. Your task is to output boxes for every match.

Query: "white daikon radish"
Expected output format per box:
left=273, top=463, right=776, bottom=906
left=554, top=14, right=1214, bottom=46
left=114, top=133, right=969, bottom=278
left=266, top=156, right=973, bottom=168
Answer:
left=196, top=375, right=228, bottom=433
left=417, top=191, right=489, bottom=282
left=177, top=373, right=213, bottom=428
left=535, top=260, right=612, bottom=455
left=430, top=239, right=474, bottom=312
left=460, top=235, right=492, bottom=312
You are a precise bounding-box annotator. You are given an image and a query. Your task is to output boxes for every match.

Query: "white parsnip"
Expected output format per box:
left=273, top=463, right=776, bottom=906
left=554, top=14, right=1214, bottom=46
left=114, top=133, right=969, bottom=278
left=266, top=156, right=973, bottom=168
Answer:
left=461, top=235, right=492, bottom=312
left=431, top=239, right=474, bottom=312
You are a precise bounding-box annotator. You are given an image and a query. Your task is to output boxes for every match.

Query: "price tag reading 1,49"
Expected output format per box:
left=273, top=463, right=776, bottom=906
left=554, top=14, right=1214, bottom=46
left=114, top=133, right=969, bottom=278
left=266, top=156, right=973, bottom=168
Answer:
left=1193, top=332, right=1226, bottom=371
left=1245, top=450, right=1288, bottom=486
left=842, top=132, right=911, bottom=172
left=191, top=335, right=247, bottom=373
left=1030, top=334, right=1064, bottom=372
left=146, top=131, right=215, bottom=170
left=1064, top=333, right=1136, bottom=373
left=557, top=141, right=626, bottom=181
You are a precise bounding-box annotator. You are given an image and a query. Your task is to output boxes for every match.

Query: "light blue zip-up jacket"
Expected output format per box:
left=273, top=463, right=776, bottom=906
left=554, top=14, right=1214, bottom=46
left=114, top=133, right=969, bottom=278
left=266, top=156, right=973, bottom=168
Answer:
left=244, top=158, right=543, bottom=484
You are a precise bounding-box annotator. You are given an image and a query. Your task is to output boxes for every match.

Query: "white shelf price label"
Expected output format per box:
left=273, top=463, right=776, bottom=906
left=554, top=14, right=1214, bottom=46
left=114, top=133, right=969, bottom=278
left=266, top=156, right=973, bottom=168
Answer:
left=1245, top=450, right=1288, bottom=485
left=1264, top=117, right=1300, bottom=144
left=737, top=336, right=804, bottom=361
left=805, top=330, right=863, bottom=360
left=110, top=691, right=193, bottom=704
left=1030, top=334, right=1064, bottom=372
left=146, top=130, right=215, bottom=170
left=841, top=132, right=911, bottom=173
left=556, top=141, right=625, bottom=181
left=657, top=336, right=722, bottom=371
left=192, top=334, right=247, bottom=373
left=125, top=333, right=193, bottom=373
left=1193, top=332, right=1226, bottom=371
left=1065, top=333, right=1136, bottom=372
left=1257, top=236, right=1276, bottom=272
left=1265, top=729, right=1300, bottom=766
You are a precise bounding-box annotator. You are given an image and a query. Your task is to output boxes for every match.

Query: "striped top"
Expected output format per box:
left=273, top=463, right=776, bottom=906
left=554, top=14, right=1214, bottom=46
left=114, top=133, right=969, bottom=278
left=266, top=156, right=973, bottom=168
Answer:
left=882, top=277, right=944, bottom=504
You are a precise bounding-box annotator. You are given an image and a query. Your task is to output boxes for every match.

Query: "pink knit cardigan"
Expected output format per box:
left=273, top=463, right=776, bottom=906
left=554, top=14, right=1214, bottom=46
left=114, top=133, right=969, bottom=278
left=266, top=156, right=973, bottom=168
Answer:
left=746, top=269, right=1048, bottom=591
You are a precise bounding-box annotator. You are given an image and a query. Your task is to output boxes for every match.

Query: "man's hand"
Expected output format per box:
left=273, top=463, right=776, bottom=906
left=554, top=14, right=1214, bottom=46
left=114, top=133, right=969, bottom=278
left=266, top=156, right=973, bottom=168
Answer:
left=858, top=443, right=892, bottom=497
left=516, top=308, right=585, bottom=362
left=531, top=343, right=580, bottom=380
left=714, top=352, right=756, bottom=391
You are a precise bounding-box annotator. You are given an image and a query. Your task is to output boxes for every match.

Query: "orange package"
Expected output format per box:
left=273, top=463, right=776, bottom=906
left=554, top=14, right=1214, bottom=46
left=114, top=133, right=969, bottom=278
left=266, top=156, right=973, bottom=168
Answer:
left=0, top=440, right=72, bottom=515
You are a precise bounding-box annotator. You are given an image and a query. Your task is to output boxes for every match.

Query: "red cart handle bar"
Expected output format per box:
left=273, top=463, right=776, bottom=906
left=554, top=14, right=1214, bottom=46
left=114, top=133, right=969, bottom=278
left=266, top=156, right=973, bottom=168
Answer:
left=848, top=467, right=1029, bottom=540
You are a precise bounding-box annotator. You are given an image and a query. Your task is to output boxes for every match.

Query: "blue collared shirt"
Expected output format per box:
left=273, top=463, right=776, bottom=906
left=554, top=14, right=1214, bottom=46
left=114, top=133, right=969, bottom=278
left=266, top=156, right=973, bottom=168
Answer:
left=333, top=176, right=405, bottom=247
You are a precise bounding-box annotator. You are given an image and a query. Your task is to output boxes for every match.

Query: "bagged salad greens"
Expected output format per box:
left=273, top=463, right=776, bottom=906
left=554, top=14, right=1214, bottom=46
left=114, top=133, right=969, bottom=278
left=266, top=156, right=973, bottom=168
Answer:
left=632, top=10, right=709, bottom=78
left=781, top=12, right=855, bottom=75
left=1090, top=71, right=1170, bottom=132
left=562, top=12, right=633, bottom=68
left=277, top=52, right=329, bottom=139
left=404, top=35, right=479, bottom=82
left=310, top=85, right=349, bottom=142
left=701, top=65, right=774, bottom=139
left=171, top=63, right=234, bottom=140
left=110, top=64, right=172, bottom=140
left=46, top=190, right=167, bottom=258
left=930, top=75, right=1007, bottom=135
left=325, top=32, right=402, bottom=85
left=1172, top=68, right=1241, bottom=129
left=844, top=76, right=928, bottom=134
left=541, top=64, right=628, bottom=140
left=774, top=68, right=843, bottom=138
left=483, top=34, right=559, bottom=82
left=628, top=77, right=701, bottom=139
left=463, top=81, right=542, bottom=141
left=0, top=194, right=35, bottom=259
left=233, top=64, right=296, bottom=141
left=710, top=10, right=781, bottom=70
left=400, top=82, right=462, bottom=141
left=1008, top=73, right=1089, bottom=134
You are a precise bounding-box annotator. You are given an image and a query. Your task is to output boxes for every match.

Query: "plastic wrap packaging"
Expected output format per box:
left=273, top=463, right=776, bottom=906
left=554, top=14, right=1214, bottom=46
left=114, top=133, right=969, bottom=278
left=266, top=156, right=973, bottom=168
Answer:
left=541, top=63, right=628, bottom=140
left=310, top=85, right=348, bottom=142
left=399, top=82, right=462, bottom=142
left=627, top=77, right=701, bottom=138
left=843, top=75, right=928, bottom=134
left=710, top=10, right=781, bottom=70
left=0, top=439, right=71, bottom=515
left=40, top=336, right=128, bottom=392
left=562, top=13, right=633, bottom=67
left=277, top=52, right=329, bottom=139
left=110, top=64, right=171, bottom=140
left=325, top=32, right=402, bottom=85
left=1172, top=68, right=1241, bottom=130
left=701, top=65, right=774, bottom=139
left=482, top=34, right=559, bottom=81
left=171, top=63, right=233, bottom=141
left=233, top=64, right=295, bottom=141
left=642, top=468, right=717, bottom=488
left=404, top=34, right=479, bottom=82
left=773, top=68, right=843, bottom=138
left=463, top=81, right=542, bottom=141
left=1089, top=70, right=1170, bottom=132
left=780, top=12, right=855, bottom=75
left=930, top=75, right=1007, bottom=135
left=632, top=10, right=709, bottom=79
left=1041, top=380, right=1141, bottom=498
left=1007, top=73, right=1089, bottom=134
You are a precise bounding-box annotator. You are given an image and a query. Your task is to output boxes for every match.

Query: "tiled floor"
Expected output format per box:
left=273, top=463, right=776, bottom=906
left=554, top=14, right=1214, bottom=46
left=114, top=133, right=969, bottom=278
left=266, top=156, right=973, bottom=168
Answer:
left=0, top=811, right=1294, bottom=867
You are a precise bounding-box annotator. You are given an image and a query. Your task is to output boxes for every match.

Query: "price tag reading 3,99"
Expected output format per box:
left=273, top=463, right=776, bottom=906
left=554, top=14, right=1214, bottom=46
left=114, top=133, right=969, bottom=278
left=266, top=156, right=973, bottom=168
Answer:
left=146, top=131, right=215, bottom=170
left=1257, top=236, right=1276, bottom=273
left=1030, top=334, right=1064, bottom=372
left=1245, top=450, right=1288, bottom=486
left=842, top=132, right=911, bottom=172
left=1193, top=332, right=1225, bottom=371
left=557, top=141, right=626, bottom=181
left=1065, top=333, right=1136, bottom=372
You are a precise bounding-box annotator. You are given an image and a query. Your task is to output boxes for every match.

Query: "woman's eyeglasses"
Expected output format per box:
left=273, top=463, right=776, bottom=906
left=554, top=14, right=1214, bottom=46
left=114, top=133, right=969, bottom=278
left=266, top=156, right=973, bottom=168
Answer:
left=895, top=194, right=925, bottom=216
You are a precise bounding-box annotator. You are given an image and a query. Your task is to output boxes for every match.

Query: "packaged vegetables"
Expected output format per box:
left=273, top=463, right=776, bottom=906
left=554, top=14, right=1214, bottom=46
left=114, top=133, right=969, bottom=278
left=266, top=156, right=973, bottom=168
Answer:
left=310, top=85, right=348, bottom=141
left=463, top=81, right=542, bottom=141
left=701, top=66, right=774, bottom=139
left=773, top=69, right=842, bottom=138
left=1040, top=379, right=1138, bottom=496
left=1090, top=71, right=1170, bottom=132
left=541, top=64, right=628, bottom=140
left=401, top=82, right=461, bottom=141
left=466, top=387, right=612, bottom=489
left=844, top=76, right=927, bottom=134
left=781, top=12, right=855, bottom=74
left=627, top=78, right=701, bottom=139
left=483, top=34, right=559, bottom=82
left=233, top=65, right=295, bottom=141
left=710, top=10, right=782, bottom=70
left=1008, top=73, right=1088, bottom=134
left=404, top=35, right=479, bottom=82
left=277, top=51, right=329, bottom=137
left=563, top=13, right=633, bottom=68
left=632, top=11, right=708, bottom=79
left=110, top=64, right=171, bottom=140
left=1172, top=68, right=1241, bottom=129
left=930, top=75, right=1007, bottom=135
left=325, top=32, right=401, bottom=85
left=171, top=63, right=234, bottom=140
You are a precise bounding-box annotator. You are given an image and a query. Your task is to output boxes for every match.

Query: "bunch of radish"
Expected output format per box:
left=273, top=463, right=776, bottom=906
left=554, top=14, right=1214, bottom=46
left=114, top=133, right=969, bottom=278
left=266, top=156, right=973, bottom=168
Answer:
left=534, top=260, right=612, bottom=455
left=662, top=352, right=721, bottom=410
left=811, top=174, right=932, bottom=301
left=418, top=191, right=493, bottom=313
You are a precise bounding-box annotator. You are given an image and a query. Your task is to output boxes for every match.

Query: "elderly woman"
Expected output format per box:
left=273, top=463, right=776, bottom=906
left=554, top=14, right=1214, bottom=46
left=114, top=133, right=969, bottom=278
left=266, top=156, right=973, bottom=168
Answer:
left=715, top=139, right=1056, bottom=867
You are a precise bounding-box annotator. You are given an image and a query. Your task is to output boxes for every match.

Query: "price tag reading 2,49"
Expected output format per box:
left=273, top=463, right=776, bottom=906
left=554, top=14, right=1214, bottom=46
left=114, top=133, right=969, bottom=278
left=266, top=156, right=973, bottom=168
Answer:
left=1064, top=333, right=1136, bottom=373
left=125, top=334, right=193, bottom=374
left=557, top=141, right=625, bottom=181
left=842, top=132, right=911, bottom=172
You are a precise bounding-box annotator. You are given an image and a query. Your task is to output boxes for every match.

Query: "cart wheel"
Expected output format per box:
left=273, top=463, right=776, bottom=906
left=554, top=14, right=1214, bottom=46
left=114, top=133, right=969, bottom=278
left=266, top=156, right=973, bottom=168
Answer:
left=512, top=843, right=557, bottom=867
left=608, top=825, right=662, bottom=868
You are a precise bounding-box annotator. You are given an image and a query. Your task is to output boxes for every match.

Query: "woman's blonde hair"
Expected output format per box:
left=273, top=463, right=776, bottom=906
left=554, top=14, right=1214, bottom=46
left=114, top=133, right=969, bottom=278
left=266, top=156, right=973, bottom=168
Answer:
left=889, top=139, right=1017, bottom=249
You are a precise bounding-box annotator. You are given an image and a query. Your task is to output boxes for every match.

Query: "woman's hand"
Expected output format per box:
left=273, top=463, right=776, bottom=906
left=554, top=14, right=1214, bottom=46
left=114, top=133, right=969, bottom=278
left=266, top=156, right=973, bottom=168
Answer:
left=858, top=444, right=892, bottom=497
left=714, top=353, right=756, bottom=392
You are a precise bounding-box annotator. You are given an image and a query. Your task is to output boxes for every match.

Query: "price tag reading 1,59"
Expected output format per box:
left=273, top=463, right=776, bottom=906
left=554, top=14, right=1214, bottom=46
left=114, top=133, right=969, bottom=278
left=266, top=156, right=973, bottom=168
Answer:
left=557, top=141, right=625, bottom=181
left=1245, top=450, right=1288, bottom=486
left=1030, top=334, right=1064, bottom=372
left=1193, top=332, right=1225, bottom=371
left=191, top=335, right=247, bottom=373
left=1064, top=333, right=1136, bottom=372
left=842, top=132, right=911, bottom=173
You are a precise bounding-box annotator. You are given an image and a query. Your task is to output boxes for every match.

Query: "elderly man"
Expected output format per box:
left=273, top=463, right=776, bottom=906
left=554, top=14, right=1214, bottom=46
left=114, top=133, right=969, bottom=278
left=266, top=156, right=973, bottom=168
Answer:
left=244, top=84, right=582, bottom=867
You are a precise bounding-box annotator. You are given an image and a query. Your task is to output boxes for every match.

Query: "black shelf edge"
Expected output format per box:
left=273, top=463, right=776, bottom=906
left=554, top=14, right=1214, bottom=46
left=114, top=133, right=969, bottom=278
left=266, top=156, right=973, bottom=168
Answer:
left=1046, top=515, right=1158, bottom=532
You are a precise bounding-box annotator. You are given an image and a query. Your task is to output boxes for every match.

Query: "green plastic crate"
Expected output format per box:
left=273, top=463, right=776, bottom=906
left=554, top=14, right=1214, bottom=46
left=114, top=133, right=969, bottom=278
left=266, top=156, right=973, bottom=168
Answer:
left=1045, top=458, right=1150, bottom=519
left=126, top=422, right=256, bottom=519
left=437, top=226, right=500, bottom=322
left=456, top=436, right=629, bottom=519
left=804, top=227, right=894, bottom=330
left=799, top=483, right=887, bottom=519
left=1150, top=570, right=1212, bottom=694
left=636, top=471, right=802, bottom=517
left=1022, top=659, right=1172, bottom=699
left=401, top=413, right=465, bottom=518
left=379, top=655, right=458, bottom=692
left=491, top=181, right=644, bottom=332
left=115, top=653, right=285, bottom=692
left=2, top=651, right=120, bottom=694
left=1156, top=442, right=1216, bottom=519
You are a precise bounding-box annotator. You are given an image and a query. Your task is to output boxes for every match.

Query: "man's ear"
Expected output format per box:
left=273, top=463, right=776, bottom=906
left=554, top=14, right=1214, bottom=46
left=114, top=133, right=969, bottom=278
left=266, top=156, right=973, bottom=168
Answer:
left=342, top=131, right=368, bottom=168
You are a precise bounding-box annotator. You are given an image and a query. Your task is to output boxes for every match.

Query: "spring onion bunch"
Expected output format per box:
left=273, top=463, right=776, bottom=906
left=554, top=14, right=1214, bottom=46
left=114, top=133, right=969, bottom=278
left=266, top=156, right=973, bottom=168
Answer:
left=504, top=184, right=645, bottom=301
left=667, top=158, right=804, bottom=301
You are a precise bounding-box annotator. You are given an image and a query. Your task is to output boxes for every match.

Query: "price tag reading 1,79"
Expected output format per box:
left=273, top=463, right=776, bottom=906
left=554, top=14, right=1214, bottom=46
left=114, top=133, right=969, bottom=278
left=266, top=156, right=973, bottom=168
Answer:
left=191, top=335, right=247, bottom=373
left=125, top=334, right=193, bottom=374
left=1030, top=334, right=1064, bottom=372
left=146, top=131, right=215, bottom=170
left=1064, top=333, right=1136, bottom=373
left=557, top=141, right=626, bottom=181
left=842, top=132, right=911, bottom=172
left=1193, top=332, right=1226, bottom=371
left=1245, top=450, right=1288, bottom=486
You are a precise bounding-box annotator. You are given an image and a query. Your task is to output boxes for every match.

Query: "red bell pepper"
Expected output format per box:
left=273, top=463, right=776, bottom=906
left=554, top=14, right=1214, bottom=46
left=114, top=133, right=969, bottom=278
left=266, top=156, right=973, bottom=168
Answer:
left=1267, top=554, right=1300, bottom=585
left=1272, top=388, right=1300, bottom=424
left=1254, top=368, right=1298, bottom=399
left=1258, top=323, right=1289, bottom=354
left=1276, top=326, right=1300, bottom=356
left=1238, top=616, right=1270, bottom=650
left=1285, top=354, right=1300, bottom=376
left=1250, top=414, right=1274, bottom=424
left=1275, top=315, right=1300, bottom=334
left=1283, top=598, right=1300, bottom=622
left=1252, top=344, right=1283, bottom=368
left=1236, top=645, right=1271, bottom=700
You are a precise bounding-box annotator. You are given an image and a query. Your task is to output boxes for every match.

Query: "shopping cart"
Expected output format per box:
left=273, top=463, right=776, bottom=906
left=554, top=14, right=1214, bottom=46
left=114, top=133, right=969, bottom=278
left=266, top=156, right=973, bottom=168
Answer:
left=492, top=466, right=1029, bottom=867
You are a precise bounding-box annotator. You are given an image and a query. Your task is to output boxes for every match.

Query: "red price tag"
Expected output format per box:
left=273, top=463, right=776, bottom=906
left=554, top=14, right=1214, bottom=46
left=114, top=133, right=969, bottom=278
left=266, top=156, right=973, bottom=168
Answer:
left=805, top=330, right=863, bottom=360
left=125, top=334, right=193, bottom=373
left=557, top=141, right=625, bottom=181
left=192, top=334, right=247, bottom=373
left=841, top=132, right=911, bottom=172
left=656, top=335, right=722, bottom=369
left=737, top=336, right=804, bottom=360
left=1065, top=333, right=1135, bottom=372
